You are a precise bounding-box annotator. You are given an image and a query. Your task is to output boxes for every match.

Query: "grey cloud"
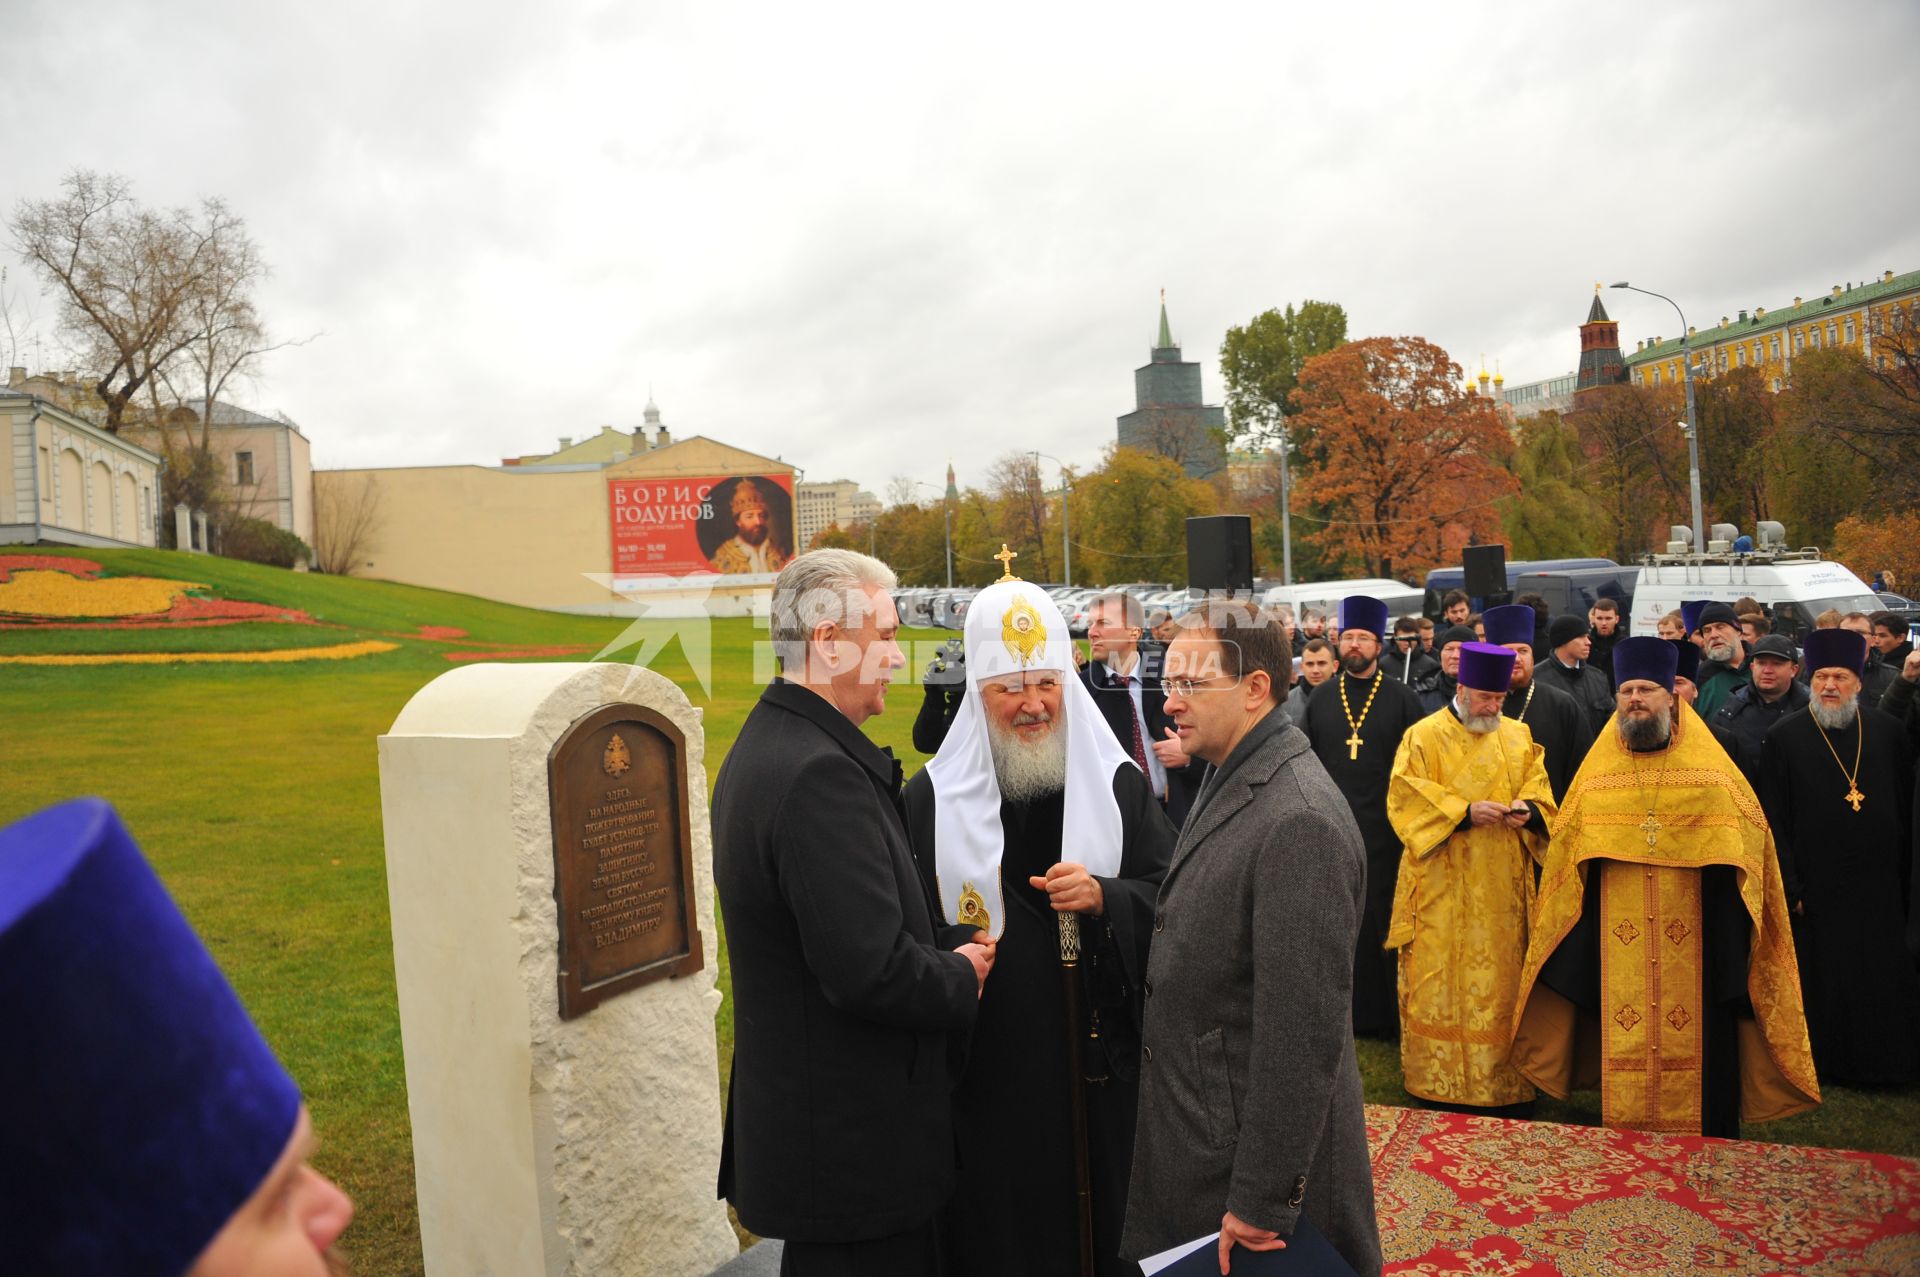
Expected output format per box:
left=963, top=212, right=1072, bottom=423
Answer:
left=3, top=1, right=1916, bottom=491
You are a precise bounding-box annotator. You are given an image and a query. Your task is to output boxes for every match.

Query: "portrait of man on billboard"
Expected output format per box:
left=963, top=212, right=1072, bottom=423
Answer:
left=705, top=477, right=792, bottom=575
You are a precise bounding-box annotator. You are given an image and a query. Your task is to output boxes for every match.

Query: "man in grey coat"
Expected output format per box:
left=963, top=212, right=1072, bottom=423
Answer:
left=1121, top=602, right=1382, bottom=1277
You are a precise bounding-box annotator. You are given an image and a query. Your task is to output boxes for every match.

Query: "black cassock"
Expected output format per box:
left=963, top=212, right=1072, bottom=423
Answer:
left=1760, top=706, right=1920, bottom=1085
left=903, top=763, right=1174, bottom=1277
left=1303, top=669, right=1430, bottom=1038
left=1504, top=678, right=1594, bottom=805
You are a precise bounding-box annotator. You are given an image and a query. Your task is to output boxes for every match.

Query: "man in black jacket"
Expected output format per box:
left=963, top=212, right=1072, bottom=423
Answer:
left=1870, top=610, right=1915, bottom=671
left=1079, top=592, right=1202, bottom=828
left=1587, top=597, right=1623, bottom=688
left=1713, top=635, right=1810, bottom=761
left=1533, top=614, right=1615, bottom=735
left=1385, top=614, right=1444, bottom=710
left=714, top=550, right=992, bottom=1276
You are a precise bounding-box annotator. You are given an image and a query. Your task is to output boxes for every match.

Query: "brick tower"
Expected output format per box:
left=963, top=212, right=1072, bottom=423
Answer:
left=1573, top=289, right=1629, bottom=408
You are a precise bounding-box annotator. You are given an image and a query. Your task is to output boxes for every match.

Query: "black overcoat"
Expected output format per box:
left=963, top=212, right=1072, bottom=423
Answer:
left=714, top=681, right=979, bottom=1243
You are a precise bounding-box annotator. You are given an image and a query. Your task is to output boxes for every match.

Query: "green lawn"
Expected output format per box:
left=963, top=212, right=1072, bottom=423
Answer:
left=2, top=547, right=1914, bottom=1274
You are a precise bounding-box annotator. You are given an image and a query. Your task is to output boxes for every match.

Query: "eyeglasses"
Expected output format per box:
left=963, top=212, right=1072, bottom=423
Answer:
left=1165, top=675, right=1237, bottom=697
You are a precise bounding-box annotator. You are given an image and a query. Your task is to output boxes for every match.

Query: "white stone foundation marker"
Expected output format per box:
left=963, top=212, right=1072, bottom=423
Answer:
left=379, top=662, right=736, bottom=1277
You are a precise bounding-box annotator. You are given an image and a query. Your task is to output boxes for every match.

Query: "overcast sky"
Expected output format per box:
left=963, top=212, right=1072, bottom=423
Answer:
left=5, top=1, right=1916, bottom=494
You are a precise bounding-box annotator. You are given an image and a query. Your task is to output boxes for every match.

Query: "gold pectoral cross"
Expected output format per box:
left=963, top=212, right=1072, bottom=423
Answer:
left=1640, top=811, right=1660, bottom=851
left=1845, top=785, right=1864, bottom=812
left=993, top=543, right=1019, bottom=580
left=1346, top=733, right=1363, bottom=761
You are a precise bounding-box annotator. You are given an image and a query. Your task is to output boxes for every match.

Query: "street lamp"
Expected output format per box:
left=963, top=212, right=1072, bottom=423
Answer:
left=1273, top=421, right=1295, bottom=586
left=1610, top=282, right=1705, bottom=555
left=1030, top=451, right=1073, bottom=588
left=911, top=480, right=955, bottom=588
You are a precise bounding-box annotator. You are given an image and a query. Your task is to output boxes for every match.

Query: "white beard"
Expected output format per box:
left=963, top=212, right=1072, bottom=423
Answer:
left=1810, top=695, right=1859, bottom=731
left=987, top=712, right=1069, bottom=804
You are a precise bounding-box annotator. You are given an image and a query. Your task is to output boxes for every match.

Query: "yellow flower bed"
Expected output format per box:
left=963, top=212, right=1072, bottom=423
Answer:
left=0, top=640, right=399, bottom=666
left=0, top=570, right=207, bottom=618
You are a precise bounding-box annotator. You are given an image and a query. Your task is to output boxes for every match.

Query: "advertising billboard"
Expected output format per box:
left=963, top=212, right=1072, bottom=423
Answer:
left=609, top=473, right=795, bottom=587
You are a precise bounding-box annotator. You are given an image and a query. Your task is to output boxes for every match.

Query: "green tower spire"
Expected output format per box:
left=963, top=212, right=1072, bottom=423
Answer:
left=1156, top=287, right=1174, bottom=349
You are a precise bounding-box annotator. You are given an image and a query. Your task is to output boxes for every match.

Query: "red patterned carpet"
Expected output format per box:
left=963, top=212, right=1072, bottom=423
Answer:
left=1364, top=1105, right=1920, bottom=1275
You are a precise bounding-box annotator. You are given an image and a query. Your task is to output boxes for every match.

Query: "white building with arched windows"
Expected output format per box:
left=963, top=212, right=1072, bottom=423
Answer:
left=0, top=385, right=162, bottom=548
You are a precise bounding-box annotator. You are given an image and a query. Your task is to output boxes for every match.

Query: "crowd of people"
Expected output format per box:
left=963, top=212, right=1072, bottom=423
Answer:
left=6, top=545, right=1912, bottom=1276
left=720, top=550, right=1918, bottom=1276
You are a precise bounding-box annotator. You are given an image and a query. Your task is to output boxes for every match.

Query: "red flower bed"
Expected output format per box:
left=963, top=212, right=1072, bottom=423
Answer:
left=165, top=595, right=311, bottom=624
left=415, top=625, right=470, bottom=640
left=0, top=555, right=103, bottom=582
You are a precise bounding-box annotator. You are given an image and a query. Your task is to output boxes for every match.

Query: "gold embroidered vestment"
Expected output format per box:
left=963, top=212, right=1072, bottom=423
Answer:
left=1509, top=704, right=1819, bottom=1130
left=1386, top=711, right=1557, bottom=1107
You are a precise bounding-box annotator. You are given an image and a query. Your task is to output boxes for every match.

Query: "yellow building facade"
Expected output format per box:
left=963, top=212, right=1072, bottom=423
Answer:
left=1624, top=268, right=1919, bottom=391
left=317, top=435, right=795, bottom=617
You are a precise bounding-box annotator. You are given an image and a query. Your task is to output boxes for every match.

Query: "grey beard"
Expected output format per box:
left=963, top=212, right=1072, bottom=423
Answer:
left=1454, top=691, right=1500, bottom=734
left=1616, top=707, right=1673, bottom=752
left=1810, top=696, right=1859, bottom=731
left=987, top=715, right=1069, bottom=804
left=1705, top=639, right=1738, bottom=663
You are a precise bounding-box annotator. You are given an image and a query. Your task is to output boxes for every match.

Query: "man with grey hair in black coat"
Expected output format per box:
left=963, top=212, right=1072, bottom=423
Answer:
left=714, top=549, right=994, bottom=1276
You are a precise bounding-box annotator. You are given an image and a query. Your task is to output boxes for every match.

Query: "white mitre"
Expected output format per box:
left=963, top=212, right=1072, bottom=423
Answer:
left=924, top=577, right=1134, bottom=940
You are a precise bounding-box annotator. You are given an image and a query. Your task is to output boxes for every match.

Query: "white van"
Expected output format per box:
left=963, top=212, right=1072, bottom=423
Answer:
left=1630, top=552, right=1879, bottom=640
left=1261, top=577, right=1426, bottom=624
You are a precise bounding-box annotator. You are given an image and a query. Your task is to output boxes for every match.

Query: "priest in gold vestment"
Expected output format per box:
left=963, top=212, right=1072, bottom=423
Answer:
left=1387, top=642, right=1557, bottom=1114
left=1510, top=636, right=1819, bottom=1137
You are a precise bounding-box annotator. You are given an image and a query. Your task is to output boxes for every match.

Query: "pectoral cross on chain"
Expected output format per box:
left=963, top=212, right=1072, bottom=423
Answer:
left=1640, top=811, right=1661, bottom=851
left=1845, top=785, right=1864, bottom=812
left=1346, top=732, right=1364, bottom=761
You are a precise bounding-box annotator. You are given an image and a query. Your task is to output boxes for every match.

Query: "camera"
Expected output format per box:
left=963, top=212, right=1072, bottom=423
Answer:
left=927, top=638, right=966, bottom=684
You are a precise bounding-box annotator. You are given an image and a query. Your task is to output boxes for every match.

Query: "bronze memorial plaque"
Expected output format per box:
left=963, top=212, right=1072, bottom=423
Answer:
left=549, top=702, right=702, bottom=1019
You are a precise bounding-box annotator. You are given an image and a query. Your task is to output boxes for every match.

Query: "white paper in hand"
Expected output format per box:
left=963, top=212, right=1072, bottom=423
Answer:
left=1139, top=1231, right=1219, bottom=1275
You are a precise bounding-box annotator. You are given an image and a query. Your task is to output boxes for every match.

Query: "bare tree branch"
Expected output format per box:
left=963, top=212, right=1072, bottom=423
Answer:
left=312, top=472, right=386, bottom=575
left=8, top=170, right=271, bottom=432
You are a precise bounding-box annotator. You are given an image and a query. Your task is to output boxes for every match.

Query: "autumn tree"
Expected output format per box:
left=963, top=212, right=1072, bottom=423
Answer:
left=809, top=523, right=857, bottom=551
left=1570, top=383, right=1692, bottom=560
left=1758, top=413, right=1874, bottom=548
left=1219, top=301, right=1349, bottom=580
left=986, top=451, right=1055, bottom=582
left=950, top=488, right=1009, bottom=586
left=1218, top=452, right=1339, bottom=582
left=9, top=170, right=272, bottom=432
left=1287, top=336, right=1515, bottom=579
left=1771, top=332, right=1920, bottom=513
left=1690, top=367, right=1775, bottom=532
left=1501, top=411, right=1609, bottom=558
left=871, top=500, right=951, bottom=586
left=1071, top=447, right=1216, bottom=586
left=1831, top=511, right=1920, bottom=594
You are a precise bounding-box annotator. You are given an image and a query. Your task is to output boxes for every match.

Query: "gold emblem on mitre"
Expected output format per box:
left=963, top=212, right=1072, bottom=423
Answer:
left=1001, top=594, right=1048, bottom=665
left=957, top=881, right=991, bottom=934
left=602, top=733, right=632, bottom=777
